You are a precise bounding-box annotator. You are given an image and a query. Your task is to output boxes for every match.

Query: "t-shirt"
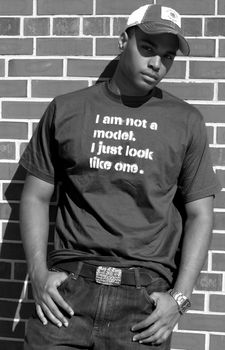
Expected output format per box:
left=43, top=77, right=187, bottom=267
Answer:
left=19, top=82, right=220, bottom=283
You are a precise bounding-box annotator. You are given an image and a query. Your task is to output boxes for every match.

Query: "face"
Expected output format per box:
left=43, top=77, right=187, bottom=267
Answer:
left=115, top=27, right=179, bottom=96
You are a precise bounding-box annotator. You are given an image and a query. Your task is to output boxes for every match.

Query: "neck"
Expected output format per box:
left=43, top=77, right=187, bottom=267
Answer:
left=110, top=68, right=153, bottom=97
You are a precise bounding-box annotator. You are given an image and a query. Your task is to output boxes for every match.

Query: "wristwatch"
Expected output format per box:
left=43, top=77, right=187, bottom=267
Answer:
left=168, top=289, right=191, bottom=314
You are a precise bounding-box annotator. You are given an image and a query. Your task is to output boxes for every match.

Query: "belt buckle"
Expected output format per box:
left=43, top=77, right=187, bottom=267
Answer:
left=96, top=266, right=122, bottom=286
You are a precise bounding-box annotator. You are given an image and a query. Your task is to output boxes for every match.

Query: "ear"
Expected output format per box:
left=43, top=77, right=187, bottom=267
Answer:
left=118, top=31, right=129, bottom=51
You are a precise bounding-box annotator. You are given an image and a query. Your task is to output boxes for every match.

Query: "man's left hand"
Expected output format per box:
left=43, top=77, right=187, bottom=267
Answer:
left=131, top=292, right=181, bottom=345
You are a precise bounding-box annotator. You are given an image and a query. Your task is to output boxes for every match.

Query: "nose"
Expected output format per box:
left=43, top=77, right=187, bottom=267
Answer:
left=148, top=55, right=161, bottom=72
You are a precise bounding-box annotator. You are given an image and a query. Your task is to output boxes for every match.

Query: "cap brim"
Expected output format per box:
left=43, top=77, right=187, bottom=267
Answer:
left=137, top=22, right=190, bottom=56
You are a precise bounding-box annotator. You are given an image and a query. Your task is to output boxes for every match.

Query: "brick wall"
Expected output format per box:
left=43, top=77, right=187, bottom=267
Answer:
left=0, top=0, right=224, bottom=349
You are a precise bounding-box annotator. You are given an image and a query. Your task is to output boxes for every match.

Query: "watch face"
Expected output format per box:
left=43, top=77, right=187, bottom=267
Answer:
left=180, top=299, right=191, bottom=313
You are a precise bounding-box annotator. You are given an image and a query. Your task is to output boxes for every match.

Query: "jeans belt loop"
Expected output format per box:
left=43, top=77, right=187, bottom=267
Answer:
left=71, top=261, right=83, bottom=280
left=133, top=268, right=142, bottom=289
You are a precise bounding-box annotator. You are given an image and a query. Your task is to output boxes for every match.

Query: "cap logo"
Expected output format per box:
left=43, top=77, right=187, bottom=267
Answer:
left=161, top=7, right=181, bottom=27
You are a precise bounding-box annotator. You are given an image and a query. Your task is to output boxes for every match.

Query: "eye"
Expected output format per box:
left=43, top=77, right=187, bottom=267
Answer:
left=164, top=54, right=175, bottom=60
left=141, top=45, right=155, bottom=56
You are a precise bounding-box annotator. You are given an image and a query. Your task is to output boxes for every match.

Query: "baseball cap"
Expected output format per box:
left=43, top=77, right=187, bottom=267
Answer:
left=125, top=4, right=190, bottom=56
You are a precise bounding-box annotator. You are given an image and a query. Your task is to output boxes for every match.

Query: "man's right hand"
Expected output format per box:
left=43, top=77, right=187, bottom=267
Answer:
left=30, top=270, right=74, bottom=327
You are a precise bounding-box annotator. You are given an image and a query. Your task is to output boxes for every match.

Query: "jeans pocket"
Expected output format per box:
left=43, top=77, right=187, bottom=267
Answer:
left=58, top=273, right=75, bottom=290
left=141, top=277, right=170, bottom=305
left=141, top=287, right=156, bottom=306
left=49, top=268, right=77, bottom=293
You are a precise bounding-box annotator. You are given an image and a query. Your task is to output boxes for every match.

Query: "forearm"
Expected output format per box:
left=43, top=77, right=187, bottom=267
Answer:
left=173, top=199, right=214, bottom=297
left=20, top=192, right=50, bottom=277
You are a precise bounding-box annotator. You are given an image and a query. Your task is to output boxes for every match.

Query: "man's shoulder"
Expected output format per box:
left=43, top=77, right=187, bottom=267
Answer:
left=158, top=87, right=203, bottom=119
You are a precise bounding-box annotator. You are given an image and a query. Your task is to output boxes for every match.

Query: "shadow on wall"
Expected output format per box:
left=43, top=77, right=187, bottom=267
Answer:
left=1, top=164, right=58, bottom=350
left=95, top=56, right=119, bottom=84
left=0, top=58, right=119, bottom=349
left=1, top=165, right=31, bottom=350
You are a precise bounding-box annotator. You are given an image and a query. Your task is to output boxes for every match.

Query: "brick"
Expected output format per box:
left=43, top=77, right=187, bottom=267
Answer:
left=96, top=0, right=215, bottom=15
left=209, top=148, right=225, bottom=167
left=190, top=293, right=205, bottom=311
left=0, top=319, right=25, bottom=338
left=188, top=39, right=215, bottom=57
left=0, top=242, right=25, bottom=260
left=179, top=313, right=225, bottom=332
left=195, top=272, right=222, bottom=291
left=210, top=334, right=225, bottom=350
left=2, top=101, right=49, bottom=119
left=27, top=283, right=34, bottom=300
left=113, top=17, right=128, bottom=36
left=68, top=58, right=115, bottom=77
left=0, top=163, right=26, bottom=181
left=0, top=203, right=19, bottom=220
left=83, top=17, right=110, bottom=36
left=0, top=39, right=33, bottom=55
left=213, top=212, right=225, bottom=230
left=96, top=0, right=152, bottom=15
left=0, top=18, right=20, bottom=35
left=181, top=18, right=202, bottom=36
left=190, top=61, right=225, bottom=79
left=218, top=0, right=225, bottom=14
left=218, top=83, right=225, bottom=100
left=3, top=182, right=24, bottom=201
left=9, top=59, right=63, bottom=77
left=37, top=38, right=92, bottom=56
left=0, top=0, right=32, bottom=15
left=0, top=121, right=28, bottom=139
left=164, top=61, right=186, bottom=79
left=212, top=252, right=225, bottom=271
left=194, top=105, right=225, bottom=123
left=219, top=39, right=225, bottom=56
left=20, top=142, right=28, bottom=156
left=31, top=80, right=88, bottom=98
left=214, top=190, right=225, bottom=208
left=209, top=294, right=225, bottom=312
left=215, top=170, right=225, bottom=189
left=206, top=125, right=214, bottom=144
left=0, top=300, right=34, bottom=319
left=96, top=38, right=118, bottom=56
left=205, top=18, right=225, bottom=36
left=24, top=18, right=50, bottom=36
left=0, top=80, right=27, bottom=97
left=53, top=18, right=79, bottom=36
left=0, top=261, right=11, bottom=278
left=2, top=222, right=21, bottom=240
left=160, top=82, right=214, bottom=100
left=0, top=281, right=25, bottom=298
left=14, top=262, right=28, bottom=280
left=0, top=59, right=5, bottom=76
left=37, top=0, right=93, bottom=15
left=216, top=126, right=225, bottom=144
left=0, top=142, right=15, bottom=160
left=172, top=332, right=205, bottom=350
left=0, top=340, right=23, bottom=350
left=155, top=0, right=215, bottom=15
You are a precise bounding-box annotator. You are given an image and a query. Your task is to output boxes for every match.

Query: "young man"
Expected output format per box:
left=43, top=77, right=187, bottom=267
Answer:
left=20, top=4, right=220, bottom=350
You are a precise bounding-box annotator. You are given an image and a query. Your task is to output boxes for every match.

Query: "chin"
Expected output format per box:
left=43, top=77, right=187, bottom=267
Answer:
left=135, top=81, right=154, bottom=95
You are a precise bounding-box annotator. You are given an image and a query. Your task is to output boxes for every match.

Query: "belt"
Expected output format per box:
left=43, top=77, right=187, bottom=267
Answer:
left=53, top=261, right=161, bottom=287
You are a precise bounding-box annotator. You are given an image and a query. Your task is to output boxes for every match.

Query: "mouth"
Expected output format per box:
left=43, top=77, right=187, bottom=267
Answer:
left=141, top=72, right=159, bottom=83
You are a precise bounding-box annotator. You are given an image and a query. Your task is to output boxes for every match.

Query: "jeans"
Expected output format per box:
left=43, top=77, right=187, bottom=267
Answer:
left=24, top=267, right=171, bottom=350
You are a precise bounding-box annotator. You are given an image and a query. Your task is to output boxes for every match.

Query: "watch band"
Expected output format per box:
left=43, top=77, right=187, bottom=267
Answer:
left=168, top=289, right=191, bottom=314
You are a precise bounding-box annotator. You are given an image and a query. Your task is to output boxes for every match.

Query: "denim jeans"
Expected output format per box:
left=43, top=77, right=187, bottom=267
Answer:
left=24, top=268, right=171, bottom=350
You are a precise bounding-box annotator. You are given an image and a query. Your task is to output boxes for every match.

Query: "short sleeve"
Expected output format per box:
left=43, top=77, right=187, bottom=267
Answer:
left=19, top=99, right=57, bottom=184
left=178, top=111, right=221, bottom=203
